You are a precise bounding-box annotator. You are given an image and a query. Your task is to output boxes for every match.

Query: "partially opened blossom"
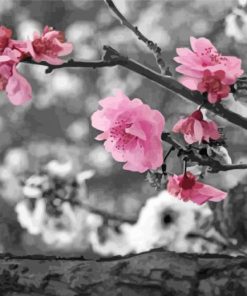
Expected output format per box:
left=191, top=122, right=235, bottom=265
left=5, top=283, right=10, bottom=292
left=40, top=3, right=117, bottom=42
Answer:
left=91, top=91, right=165, bottom=173
left=173, top=110, right=220, bottom=144
left=167, top=172, right=227, bottom=205
left=174, top=37, right=243, bottom=102
left=27, top=26, right=73, bottom=65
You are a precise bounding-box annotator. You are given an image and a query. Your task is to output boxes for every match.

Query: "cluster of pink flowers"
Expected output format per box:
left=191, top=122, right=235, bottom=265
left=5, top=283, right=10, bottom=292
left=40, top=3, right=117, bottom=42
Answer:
left=174, top=37, right=243, bottom=103
left=0, top=25, right=72, bottom=105
left=90, top=38, right=233, bottom=205
left=91, top=91, right=227, bottom=205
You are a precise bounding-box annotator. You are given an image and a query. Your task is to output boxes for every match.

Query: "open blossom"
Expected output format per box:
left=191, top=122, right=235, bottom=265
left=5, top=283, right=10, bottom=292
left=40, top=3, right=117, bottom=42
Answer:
left=174, top=37, right=243, bottom=102
left=0, top=48, right=32, bottom=105
left=167, top=172, right=227, bottom=205
left=173, top=110, right=220, bottom=144
left=27, top=26, right=73, bottom=65
left=0, top=26, right=32, bottom=105
left=91, top=91, right=165, bottom=173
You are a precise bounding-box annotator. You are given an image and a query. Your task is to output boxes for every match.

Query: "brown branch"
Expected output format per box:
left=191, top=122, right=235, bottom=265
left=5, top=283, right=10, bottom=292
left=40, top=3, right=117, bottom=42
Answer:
left=161, top=132, right=247, bottom=173
left=104, top=0, right=167, bottom=74
left=22, top=46, right=247, bottom=130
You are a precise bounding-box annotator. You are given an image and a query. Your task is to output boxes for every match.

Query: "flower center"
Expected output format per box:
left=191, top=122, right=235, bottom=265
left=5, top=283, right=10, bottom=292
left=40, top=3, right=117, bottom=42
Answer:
left=200, top=47, right=228, bottom=66
left=32, top=38, right=60, bottom=56
left=191, top=110, right=203, bottom=121
left=109, top=120, right=136, bottom=151
left=179, top=173, right=196, bottom=190
left=201, top=75, right=223, bottom=94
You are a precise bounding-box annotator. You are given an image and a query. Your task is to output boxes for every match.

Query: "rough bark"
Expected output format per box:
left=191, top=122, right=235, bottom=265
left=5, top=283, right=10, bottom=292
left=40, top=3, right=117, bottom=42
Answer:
left=0, top=249, right=246, bottom=296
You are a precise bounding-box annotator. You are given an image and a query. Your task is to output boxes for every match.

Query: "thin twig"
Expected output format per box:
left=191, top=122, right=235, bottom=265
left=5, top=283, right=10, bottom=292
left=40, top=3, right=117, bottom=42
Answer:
left=104, top=0, right=167, bottom=74
left=162, top=132, right=247, bottom=173
left=22, top=57, right=120, bottom=74
left=163, top=146, right=175, bottom=163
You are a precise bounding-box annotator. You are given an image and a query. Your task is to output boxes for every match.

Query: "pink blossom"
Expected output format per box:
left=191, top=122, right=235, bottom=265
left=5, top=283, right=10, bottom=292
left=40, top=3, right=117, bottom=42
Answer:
left=0, top=49, right=31, bottom=105
left=91, top=91, right=165, bottom=173
left=197, top=70, right=231, bottom=103
left=27, top=26, right=73, bottom=65
left=172, top=110, right=220, bottom=144
left=167, top=172, right=227, bottom=205
left=174, top=37, right=243, bottom=102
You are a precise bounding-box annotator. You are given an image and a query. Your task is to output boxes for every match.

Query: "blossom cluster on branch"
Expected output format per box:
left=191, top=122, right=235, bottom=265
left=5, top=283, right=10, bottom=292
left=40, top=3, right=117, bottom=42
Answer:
left=0, top=25, right=72, bottom=105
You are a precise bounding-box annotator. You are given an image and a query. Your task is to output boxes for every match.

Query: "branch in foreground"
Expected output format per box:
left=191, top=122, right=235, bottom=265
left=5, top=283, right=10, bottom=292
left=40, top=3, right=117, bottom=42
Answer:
left=104, top=0, right=167, bottom=74
left=0, top=249, right=246, bottom=295
left=22, top=46, right=247, bottom=130
left=161, top=132, right=247, bottom=173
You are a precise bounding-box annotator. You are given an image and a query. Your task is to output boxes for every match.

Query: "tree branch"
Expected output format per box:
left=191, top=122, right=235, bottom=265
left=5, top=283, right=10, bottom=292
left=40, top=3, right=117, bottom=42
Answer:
left=104, top=0, right=167, bottom=74
left=0, top=249, right=247, bottom=295
left=162, top=132, right=247, bottom=173
left=22, top=46, right=247, bottom=130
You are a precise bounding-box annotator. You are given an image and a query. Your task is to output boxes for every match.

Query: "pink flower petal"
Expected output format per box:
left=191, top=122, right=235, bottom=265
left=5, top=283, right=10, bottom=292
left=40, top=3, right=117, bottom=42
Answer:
left=5, top=65, right=32, bottom=105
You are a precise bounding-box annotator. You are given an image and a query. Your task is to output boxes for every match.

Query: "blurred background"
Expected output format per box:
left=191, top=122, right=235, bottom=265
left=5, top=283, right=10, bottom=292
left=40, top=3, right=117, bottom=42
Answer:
left=0, top=0, right=247, bottom=258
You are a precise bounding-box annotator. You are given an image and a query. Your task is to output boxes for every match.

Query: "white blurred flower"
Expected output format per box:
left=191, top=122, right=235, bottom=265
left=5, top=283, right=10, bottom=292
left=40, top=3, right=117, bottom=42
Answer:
left=41, top=202, right=88, bottom=249
left=122, top=191, right=202, bottom=253
left=23, top=186, right=42, bottom=199
left=23, top=175, right=50, bottom=199
left=87, top=191, right=213, bottom=256
left=15, top=199, right=46, bottom=235
left=87, top=213, right=132, bottom=256
left=16, top=198, right=90, bottom=250
left=45, top=160, right=73, bottom=179
left=4, top=148, right=29, bottom=174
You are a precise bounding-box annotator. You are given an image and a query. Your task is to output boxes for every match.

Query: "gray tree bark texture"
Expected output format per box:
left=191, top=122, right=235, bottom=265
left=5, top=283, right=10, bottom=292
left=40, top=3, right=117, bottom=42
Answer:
left=0, top=249, right=246, bottom=296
